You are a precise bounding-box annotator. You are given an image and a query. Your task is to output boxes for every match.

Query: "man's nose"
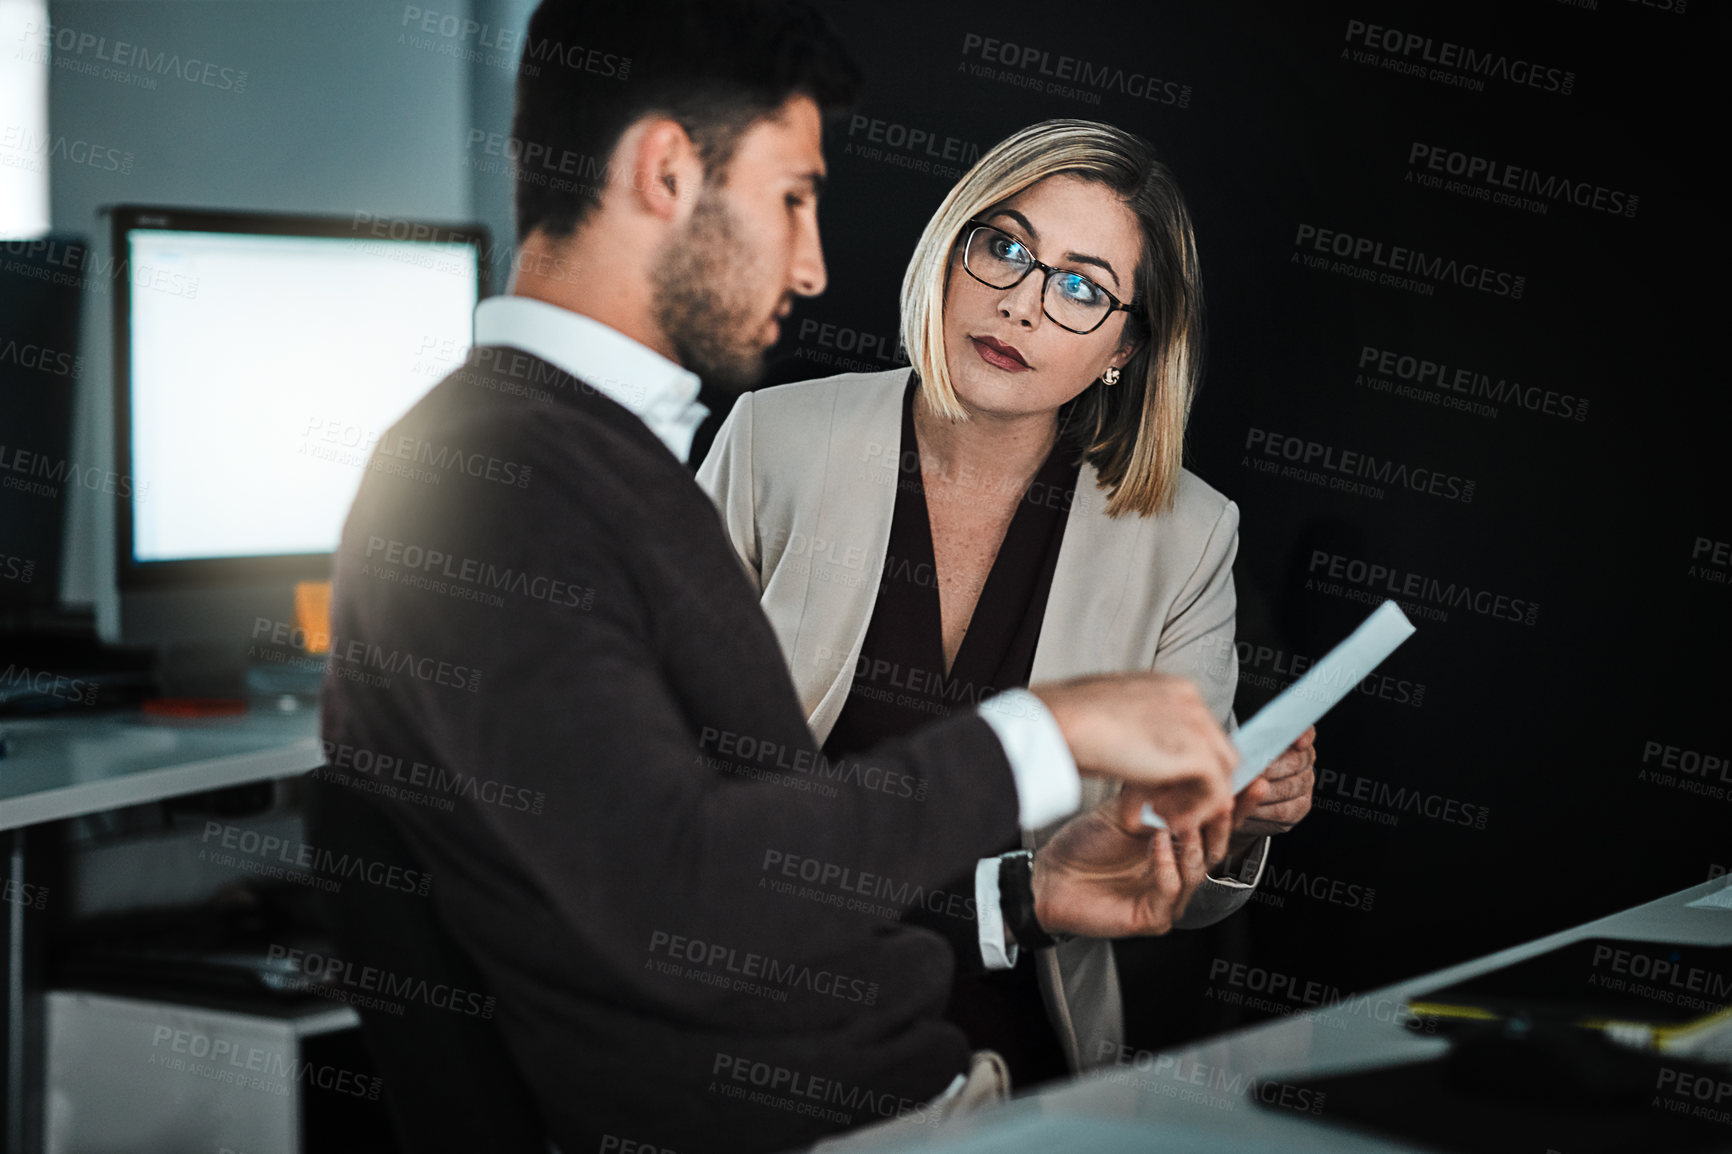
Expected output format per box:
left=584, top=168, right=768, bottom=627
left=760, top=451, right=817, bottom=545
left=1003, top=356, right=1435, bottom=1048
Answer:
left=791, top=215, right=827, bottom=298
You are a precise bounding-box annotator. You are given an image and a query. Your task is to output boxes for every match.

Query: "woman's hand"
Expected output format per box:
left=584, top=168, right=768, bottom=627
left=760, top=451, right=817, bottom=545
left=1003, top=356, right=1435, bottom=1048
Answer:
left=1228, top=726, right=1318, bottom=855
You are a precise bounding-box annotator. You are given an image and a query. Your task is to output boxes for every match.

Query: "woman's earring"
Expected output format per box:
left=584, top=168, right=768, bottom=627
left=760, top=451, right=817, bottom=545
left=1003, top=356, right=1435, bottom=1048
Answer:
left=1101, top=367, right=1121, bottom=387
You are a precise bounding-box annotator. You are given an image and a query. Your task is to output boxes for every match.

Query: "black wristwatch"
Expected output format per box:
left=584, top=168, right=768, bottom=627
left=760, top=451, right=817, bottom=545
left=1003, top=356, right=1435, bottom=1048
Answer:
left=999, top=849, right=1074, bottom=950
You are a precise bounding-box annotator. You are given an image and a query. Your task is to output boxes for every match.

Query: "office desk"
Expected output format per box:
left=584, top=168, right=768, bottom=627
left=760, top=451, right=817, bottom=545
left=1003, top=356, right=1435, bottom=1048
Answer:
left=1, top=706, right=328, bottom=1154
left=1, top=709, right=322, bottom=832
left=828, top=875, right=1732, bottom=1153
left=7, top=717, right=1725, bottom=1152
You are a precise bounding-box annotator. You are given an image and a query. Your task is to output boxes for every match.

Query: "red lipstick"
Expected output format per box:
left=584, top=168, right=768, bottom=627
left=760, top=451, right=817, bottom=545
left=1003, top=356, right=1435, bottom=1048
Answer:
left=971, top=335, right=1030, bottom=371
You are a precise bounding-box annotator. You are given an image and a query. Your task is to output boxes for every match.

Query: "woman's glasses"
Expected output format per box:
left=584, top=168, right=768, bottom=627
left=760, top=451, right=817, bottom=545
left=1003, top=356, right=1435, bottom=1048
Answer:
left=960, top=220, right=1136, bottom=335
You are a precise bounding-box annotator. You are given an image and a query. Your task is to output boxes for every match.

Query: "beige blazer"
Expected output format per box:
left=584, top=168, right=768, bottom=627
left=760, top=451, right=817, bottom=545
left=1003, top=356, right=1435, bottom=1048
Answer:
left=696, top=368, right=1267, bottom=1073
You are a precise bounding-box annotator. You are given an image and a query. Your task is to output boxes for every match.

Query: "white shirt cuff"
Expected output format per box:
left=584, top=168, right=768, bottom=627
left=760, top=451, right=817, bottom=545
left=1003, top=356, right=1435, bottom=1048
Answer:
left=975, top=856, right=1018, bottom=971
left=977, top=689, right=1082, bottom=830
left=1208, top=835, right=1271, bottom=889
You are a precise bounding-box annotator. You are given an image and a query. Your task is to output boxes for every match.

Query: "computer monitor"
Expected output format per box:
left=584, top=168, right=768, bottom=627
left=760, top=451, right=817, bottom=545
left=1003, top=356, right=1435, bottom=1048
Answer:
left=110, top=206, right=488, bottom=693
left=0, top=234, right=85, bottom=628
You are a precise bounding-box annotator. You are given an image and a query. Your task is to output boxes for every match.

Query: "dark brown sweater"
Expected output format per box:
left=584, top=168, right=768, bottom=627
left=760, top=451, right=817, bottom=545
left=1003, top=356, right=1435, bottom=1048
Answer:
left=309, top=348, right=1023, bottom=1153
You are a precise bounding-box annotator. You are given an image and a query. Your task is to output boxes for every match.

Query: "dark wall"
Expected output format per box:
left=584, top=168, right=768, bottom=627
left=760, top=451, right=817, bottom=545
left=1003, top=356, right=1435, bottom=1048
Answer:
left=784, top=0, right=1724, bottom=1048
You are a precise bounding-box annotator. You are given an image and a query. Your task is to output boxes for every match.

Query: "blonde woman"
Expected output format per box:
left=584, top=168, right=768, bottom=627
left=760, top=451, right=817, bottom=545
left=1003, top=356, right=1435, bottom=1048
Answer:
left=697, top=119, right=1316, bottom=1088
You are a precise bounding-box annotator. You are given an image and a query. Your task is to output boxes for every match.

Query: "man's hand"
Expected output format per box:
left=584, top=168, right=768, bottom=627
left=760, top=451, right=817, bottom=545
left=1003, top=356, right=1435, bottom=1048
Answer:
left=1030, top=800, right=1212, bottom=938
left=1031, top=673, right=1235, bottom=839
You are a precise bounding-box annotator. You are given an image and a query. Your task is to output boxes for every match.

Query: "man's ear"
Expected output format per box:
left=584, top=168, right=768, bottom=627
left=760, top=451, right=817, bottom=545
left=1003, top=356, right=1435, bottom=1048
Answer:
left=620, top=117, right=702, bottom=224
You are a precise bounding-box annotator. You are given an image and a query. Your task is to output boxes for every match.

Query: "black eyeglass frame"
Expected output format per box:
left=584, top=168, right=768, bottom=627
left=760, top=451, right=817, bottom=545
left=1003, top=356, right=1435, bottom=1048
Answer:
left=958, top=219, right=1138, bottom=335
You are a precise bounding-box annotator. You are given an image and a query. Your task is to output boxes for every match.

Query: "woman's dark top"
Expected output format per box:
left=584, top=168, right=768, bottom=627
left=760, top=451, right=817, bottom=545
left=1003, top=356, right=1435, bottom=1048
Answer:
left=822, top=374, right=1083, bottom=1090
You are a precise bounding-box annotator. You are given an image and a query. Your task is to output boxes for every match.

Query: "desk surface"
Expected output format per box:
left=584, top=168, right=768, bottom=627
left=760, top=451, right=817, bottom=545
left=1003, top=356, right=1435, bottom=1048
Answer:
left=6, top=711, right=1725, bottom=1149
left=830, top=875, right=1732, bottom=1152
left=0, top=707, right=322, bottom=831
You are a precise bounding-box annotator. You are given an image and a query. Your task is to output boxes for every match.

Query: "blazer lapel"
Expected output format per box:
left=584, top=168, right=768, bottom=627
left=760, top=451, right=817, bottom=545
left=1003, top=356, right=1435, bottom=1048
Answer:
left=791, top=374, right=905, bottom=742
left=1031, top=463, right=1149, bottom=683
left=1028, top=466, right=1148, bottom=817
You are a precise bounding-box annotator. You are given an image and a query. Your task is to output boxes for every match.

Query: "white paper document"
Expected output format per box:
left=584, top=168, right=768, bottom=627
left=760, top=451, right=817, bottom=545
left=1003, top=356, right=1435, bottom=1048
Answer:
left=1143, top=600, right=1417, bottom=830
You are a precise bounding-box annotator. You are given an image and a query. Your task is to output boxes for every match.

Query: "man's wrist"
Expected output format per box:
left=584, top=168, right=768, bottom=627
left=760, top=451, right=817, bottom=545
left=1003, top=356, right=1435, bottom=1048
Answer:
left=1001, top=850, right=1073, bottom=949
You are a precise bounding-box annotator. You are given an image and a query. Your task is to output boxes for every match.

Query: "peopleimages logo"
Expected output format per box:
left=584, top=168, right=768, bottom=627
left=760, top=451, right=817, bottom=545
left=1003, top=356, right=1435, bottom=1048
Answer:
left=361, top=536, right=594, bottom=611
left=0, top=124, right=134, bottom=176
left=0, top=664, right=99, bottom=707
left=1316, top=768, right=1490, bottom=830
left=709, top=1053, right=941, bottom=1130
left=313, top=740, right=548, bottom=817
left=646, top=931, right=880, bottom=1006
left=1, top=877, right=49, bottom=911
left=397, top=6, right=631, bottom=80
left=0, top=443, right=146, bottom=502
left=1342, top=19, right=1575, bottom=96
left=1294, top=224, right=1525, bottom=299
left=1689, top=537, right=1729, bottom=588
left=1306, top=550, right=1539, bottom=627
left=1356, top=345, right=1589, bottom=423
left=250, top=617, right=482, bottom=694
left=1203, top=959, right=1439, bottom=1032
left=1637, top=739, right=1731, bottom=804
left=148, top=1025, right=382, bottom=1100
left=0, top=335, right=81, bottom=379
left=1253, top=864, right=1377, bottom=913
left=0, top=552, right=34, bottom=584
left=199, top=820, right=434, bottom=897
left=1244, top=427, right=1475, bottom=504
left=1407, top=143, right=1638, bottom=219
left=697, top=726, right=928, bottom=803
left=760, top=849, right=976, bottom=923
left=1206, top=633, right=1425, bottom=709
left=793, top=317, right=905, bottom=372
left=18, top=21, right=249, bottom=92
left=1099, top=1045, right=1328, bottom=1115
left=1591, top=943, right=1732, bottom=1004
left=958, top=33, right=1191, bottom=108
left=1654, top=1067, right=1732, bottom=1130
left=0, top=237, right=197, bottom=299
left=843, top=115, right=984, bottom=171
left=1623, top=0, right=1687, bottom=15
left=267, top=944, right=496, bottom=1018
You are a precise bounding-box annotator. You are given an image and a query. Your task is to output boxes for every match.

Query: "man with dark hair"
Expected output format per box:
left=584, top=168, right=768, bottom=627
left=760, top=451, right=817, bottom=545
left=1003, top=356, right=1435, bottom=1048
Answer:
left=509, top=0, right=860, bottom=235
left=308, top=2, right=1246, bottom=1151
left=509, top=0, right=862, bottom=395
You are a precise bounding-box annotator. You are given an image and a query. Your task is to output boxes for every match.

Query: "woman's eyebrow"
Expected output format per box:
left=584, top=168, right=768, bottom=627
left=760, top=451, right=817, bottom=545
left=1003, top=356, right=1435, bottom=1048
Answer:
left=1061, top=250, right=1120, bottom=289
left=988, top=207, right=1040, bottom=242
left=986, top=208, right=1121, bottom=289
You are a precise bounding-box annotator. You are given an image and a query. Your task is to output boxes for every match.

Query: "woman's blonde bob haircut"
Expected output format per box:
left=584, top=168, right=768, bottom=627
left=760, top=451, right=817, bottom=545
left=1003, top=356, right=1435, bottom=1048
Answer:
left=899, top=119, right=1204, bottom=517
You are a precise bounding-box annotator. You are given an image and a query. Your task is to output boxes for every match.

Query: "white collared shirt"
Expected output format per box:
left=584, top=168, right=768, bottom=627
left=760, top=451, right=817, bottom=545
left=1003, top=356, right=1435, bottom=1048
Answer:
left=473, top=295, right=709, bottom=462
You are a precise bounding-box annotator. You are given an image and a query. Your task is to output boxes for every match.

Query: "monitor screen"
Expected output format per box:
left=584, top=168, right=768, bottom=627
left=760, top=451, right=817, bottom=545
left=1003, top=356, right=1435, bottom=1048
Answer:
left=115, top=208, right=485, bottom=574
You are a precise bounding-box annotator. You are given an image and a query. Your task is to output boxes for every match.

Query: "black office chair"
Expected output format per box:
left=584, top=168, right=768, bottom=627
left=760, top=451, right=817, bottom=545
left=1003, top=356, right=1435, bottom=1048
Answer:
left=303, top=777, right=548, bottom=1154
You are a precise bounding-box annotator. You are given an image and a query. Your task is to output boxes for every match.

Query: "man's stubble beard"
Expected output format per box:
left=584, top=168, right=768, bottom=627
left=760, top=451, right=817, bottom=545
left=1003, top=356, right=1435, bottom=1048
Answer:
left=651, top=188, right=775, bottom=392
